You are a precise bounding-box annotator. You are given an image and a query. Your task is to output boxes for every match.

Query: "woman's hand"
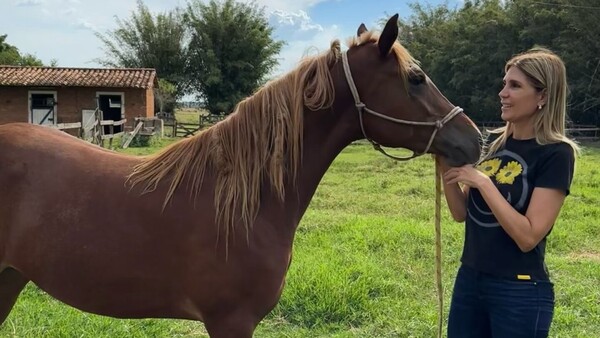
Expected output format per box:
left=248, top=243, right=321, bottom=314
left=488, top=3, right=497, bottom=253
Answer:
left=443, top=165, right=491, bottom=189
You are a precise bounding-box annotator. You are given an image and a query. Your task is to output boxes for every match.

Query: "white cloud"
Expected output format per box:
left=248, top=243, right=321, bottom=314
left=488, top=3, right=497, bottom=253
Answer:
left=272, top=24, right=342, bottom=77
left=271, top=10, right=323, bottom=32
left=62, top=7, right=77, bottom=15
left=4, top=0, right=347, bottom=75
left=74, top=19, right=96, bottom=31
left=16, top=0, right=44, bottom=6
left=251, top=0, right=328, bottom=12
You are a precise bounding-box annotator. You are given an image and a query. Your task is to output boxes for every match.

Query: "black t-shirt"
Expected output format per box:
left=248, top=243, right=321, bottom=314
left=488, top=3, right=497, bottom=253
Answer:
left=461, top=136, right=575, bottom=281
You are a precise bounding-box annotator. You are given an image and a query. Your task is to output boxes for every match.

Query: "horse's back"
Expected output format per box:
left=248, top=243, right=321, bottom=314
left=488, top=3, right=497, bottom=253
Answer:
left=0, top=122, right=138, bottom=262
left=0, top=123, right=292, bottom=322
left=0, top=122, right=126, bottom=158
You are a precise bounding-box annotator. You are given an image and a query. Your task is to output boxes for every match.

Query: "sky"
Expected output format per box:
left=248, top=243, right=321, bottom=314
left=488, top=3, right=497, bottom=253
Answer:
left=0, top=0, right=465, bottom=78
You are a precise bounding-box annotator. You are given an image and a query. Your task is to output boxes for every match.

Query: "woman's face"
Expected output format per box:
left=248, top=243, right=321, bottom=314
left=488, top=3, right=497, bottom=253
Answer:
left=498, top=66, right=544, bottom=124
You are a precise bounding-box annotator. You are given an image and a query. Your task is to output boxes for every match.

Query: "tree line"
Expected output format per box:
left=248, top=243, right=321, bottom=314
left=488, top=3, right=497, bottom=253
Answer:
left=0, top=35, right=48, bottom=66
left=1, top=0, right=283, bottom=117
left=396, top=0, right=600, bottom=126
left=95, top=0, right=283, bottom=116
left=2, top=0, right=598, bottom=125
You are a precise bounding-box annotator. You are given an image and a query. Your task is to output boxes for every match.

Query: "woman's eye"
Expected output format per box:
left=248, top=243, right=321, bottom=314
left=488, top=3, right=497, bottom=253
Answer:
left=503, top=81, right=520, bottom=89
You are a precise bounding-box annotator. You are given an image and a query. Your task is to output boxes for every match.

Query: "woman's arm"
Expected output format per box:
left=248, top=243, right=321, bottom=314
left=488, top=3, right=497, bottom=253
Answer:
left=445, top=166, right=566, bottom=252
left=437, top=158, right=470, bottom=222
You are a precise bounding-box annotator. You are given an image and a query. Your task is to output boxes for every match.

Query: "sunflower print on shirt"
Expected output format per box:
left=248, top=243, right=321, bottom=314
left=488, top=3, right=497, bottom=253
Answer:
left=477, top=158, right=502, bottom=177
left=476, top=158, right=523, bottom=185
left=495, top=161, right=523, bottom=184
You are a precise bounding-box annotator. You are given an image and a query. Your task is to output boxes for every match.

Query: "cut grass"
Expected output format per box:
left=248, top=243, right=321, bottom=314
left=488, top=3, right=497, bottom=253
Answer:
left=2, top=140, right=598, bottom=337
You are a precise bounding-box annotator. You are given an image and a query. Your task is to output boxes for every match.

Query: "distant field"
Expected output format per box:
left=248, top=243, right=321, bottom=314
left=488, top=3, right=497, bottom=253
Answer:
left=2, top=141, right=598, bottom=337
left=174, top=108, right=206, bottom=124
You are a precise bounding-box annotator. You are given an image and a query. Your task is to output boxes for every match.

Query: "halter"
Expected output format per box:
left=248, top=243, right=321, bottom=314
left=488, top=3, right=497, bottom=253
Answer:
left=341, top=51, right=464, bottom=161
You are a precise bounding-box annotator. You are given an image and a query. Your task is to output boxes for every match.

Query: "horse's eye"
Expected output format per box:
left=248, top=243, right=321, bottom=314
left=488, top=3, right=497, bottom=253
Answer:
left=408, top=70, right=425, bottom=85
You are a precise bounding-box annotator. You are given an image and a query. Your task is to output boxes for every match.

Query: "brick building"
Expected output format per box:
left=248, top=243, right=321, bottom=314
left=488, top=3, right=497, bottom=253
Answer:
left=0, top=66, right=157, bottom=131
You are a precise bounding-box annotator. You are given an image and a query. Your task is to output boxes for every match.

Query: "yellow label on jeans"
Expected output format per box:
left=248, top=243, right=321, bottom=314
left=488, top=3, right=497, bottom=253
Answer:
left=517, top=274, right=531, bottom=280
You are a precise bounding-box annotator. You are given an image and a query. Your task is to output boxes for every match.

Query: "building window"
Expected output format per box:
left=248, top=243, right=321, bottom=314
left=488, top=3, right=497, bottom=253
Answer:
left=31, top=94, right=55, bottom=109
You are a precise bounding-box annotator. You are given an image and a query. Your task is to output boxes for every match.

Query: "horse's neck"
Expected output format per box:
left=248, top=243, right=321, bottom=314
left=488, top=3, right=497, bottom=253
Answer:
left=291, top=107, right=356, bottom=220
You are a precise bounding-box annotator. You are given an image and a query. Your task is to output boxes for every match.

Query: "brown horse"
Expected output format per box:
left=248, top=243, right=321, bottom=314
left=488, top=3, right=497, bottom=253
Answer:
left=0, top=15, right=480, bottom=337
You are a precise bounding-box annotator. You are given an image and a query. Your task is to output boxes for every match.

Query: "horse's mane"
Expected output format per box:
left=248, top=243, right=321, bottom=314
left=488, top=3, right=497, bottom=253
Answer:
left=128, top=32, right=415, bottom=244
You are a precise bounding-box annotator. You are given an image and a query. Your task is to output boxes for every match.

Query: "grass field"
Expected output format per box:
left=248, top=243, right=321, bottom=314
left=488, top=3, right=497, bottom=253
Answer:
left=2, top=139, right=599, bottom=337
left=174, top=108, right=207, bottom=124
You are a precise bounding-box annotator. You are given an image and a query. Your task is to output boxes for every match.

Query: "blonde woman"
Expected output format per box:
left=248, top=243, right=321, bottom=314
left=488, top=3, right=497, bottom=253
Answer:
left=439, top=48, right=579, bottom=338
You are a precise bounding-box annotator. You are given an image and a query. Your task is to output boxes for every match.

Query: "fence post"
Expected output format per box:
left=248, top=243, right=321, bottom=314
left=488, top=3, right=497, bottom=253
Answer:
left=123, top=121, right=144, bottom=149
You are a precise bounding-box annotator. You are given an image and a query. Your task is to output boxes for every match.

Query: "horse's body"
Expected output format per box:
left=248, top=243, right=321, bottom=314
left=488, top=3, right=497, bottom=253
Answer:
left=1, top=123, right=295, bottom=332
left=0, top=16, right=481, bottom=337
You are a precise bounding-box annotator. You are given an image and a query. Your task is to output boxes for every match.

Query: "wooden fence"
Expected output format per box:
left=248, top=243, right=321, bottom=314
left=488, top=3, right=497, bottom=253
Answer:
left=477, top=123, right=599, bottom=141
left=100, top=119, right=127, bottom=148
left=48, top=116, right=598, bottom=145
left=160, top=114, right=226, bottom=138
left=47, top=110, right=163, bottom=148
left=566, top=125, right=600, bottom=141
left=49, top=118, right=127, bottom=148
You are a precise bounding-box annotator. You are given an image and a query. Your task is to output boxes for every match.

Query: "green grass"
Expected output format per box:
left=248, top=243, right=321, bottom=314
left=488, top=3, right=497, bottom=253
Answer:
left=174, top=108, right=205, bottom=124
left=2, top=140, right=599, bottom=337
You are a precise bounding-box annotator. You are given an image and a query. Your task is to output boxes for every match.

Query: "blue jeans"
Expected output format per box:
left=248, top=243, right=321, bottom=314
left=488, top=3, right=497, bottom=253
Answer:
left=448, top=265, right=554, bottom=338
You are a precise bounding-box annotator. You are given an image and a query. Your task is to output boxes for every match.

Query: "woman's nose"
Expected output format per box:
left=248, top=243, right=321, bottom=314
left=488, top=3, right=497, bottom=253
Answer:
left=498, top=86, right=508, bottom=98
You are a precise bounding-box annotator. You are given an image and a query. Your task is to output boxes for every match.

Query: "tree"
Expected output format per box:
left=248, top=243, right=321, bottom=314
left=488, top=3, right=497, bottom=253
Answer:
left=399, top=0, right=516, bottom=123
left=155, top=78, right=177, bottom=114
left=185, top=0, right=284, bottom=115
left=550, top=0, right=600, bottom=125
left=398, top=0, right=600, bottom=125
left=96, top=0, right=189, bottom=98
left=0, top=34, right=44, bottom=66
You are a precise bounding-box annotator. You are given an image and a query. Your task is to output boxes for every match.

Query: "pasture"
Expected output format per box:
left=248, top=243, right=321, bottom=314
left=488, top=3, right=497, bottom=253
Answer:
left=1, top=140, right=598, bottom=337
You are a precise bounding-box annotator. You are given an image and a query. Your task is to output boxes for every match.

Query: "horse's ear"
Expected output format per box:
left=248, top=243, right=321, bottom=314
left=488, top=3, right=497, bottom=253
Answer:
left=357, top=23, right=368, bottom=37
left=378, top=14, right=399, bottom=57
left=329, top=40, right=341, bottom=63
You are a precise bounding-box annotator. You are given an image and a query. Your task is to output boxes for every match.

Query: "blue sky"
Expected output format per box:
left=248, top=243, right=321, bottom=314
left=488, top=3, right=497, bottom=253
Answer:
left=0, top=0, right=464, bottom=77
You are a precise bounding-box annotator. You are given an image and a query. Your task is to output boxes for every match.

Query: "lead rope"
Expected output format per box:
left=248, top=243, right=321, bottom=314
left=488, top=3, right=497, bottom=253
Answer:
left=434, top=156, right=443, bottom=338
left=341, top=51, right=451, bottom=336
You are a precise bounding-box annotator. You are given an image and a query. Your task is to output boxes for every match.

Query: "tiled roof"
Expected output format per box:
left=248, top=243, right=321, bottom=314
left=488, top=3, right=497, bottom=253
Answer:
left=0, top=66, right=156, bottom=89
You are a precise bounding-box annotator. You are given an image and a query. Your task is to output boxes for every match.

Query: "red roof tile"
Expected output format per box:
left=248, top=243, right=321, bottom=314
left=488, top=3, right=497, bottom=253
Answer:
left=0, top=66, right=156, bottom=89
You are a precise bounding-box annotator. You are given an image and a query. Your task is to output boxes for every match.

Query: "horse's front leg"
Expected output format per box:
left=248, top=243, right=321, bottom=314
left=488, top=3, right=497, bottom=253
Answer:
left=0, top=267, right=29, bottom=324
left=203, top=310, right=259, bottom=338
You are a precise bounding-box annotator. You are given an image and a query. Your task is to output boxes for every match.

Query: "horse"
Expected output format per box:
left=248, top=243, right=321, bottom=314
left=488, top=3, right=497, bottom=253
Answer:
left=0, top=15, right=481, bottom=337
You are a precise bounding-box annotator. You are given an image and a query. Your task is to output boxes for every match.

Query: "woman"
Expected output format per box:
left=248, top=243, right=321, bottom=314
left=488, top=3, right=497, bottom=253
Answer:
left=439, top=48, right=579, bottom=338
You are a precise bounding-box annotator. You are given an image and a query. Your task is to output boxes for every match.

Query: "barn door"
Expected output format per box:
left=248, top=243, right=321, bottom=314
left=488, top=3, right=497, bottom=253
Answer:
left=81, top=109, right=98, bottom=140
left=30, top=92, right=57, bottom=125
left=97, top=93, right=124, bottom=133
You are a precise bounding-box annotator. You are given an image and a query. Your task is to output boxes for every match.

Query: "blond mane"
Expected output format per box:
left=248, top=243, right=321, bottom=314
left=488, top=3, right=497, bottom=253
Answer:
left=128, top=33, right=414, bottom=245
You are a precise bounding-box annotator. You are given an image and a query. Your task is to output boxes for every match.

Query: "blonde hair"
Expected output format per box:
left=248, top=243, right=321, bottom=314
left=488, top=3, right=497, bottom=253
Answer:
left=484, top=47, right=580, bottom=159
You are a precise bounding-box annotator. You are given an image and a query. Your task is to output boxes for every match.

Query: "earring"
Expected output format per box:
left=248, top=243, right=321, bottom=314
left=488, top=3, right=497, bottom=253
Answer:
left=537, top=104, right=543, bottom=110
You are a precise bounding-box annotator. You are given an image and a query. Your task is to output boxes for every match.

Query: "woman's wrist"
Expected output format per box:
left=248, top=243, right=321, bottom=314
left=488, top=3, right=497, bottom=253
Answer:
left=476, top=175, right=493, bottom=191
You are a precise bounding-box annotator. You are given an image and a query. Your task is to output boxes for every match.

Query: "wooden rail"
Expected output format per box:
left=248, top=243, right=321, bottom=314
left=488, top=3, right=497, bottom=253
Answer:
left=159, top=114, right=226, bottom=138
left=566, top=127, right=599, bottom=141
left=478, top=123, right=599, bottom=141
left=48, top=122, right=82, bottom=131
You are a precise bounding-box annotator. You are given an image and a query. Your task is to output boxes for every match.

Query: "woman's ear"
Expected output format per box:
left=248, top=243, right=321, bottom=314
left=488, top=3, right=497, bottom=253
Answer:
left=537, top=88, right=547, bottom=107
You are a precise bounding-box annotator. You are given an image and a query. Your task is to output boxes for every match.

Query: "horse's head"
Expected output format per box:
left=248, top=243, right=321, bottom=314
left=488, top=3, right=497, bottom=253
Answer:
left=332, top=14, right=481, bottom=166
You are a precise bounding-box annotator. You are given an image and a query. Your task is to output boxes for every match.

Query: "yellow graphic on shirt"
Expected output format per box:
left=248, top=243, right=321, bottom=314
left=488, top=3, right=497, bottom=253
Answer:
left=476, top=158, right=502, bottom=177
left=495, top=161, right=523, bottom=184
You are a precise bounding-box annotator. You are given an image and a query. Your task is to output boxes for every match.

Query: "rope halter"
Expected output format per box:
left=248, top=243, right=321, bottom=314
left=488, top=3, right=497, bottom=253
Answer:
left=341, top=51, right=464, bottom=161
